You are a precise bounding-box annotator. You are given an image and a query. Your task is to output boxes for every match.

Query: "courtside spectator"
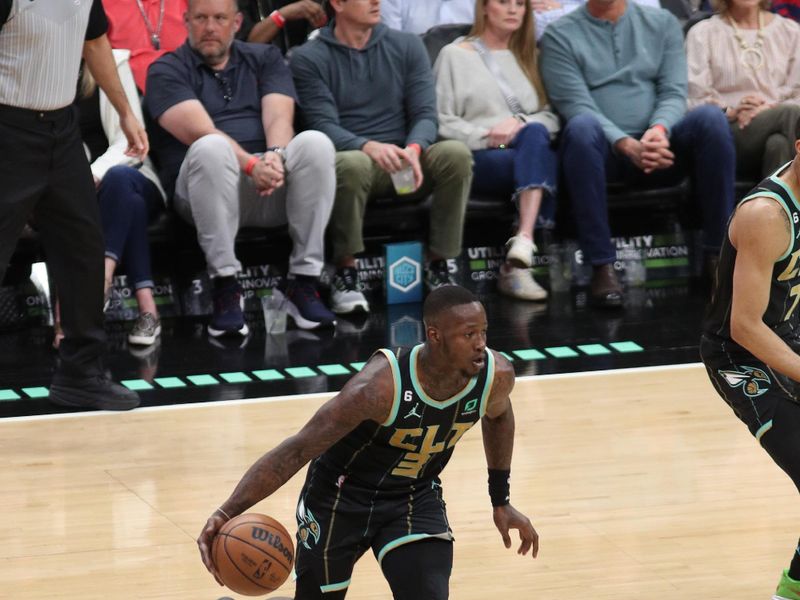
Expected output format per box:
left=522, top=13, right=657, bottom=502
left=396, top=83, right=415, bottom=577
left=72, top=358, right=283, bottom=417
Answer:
left=78, top=50, right=166, bottom=347
left=687, top=0, right=800, bottom=179
left=540, top=0, right=735, bottom=308
left=435, top=0, right=557, bottom=301
left=237, top=0, right=327, bottom=53
left=145, top=0, right=337, bottom=334
left=102, top=0, right=188, bottom=93
left=291, top=0, right=473, bottom=315
left=381, top=0, right=474, bottom=34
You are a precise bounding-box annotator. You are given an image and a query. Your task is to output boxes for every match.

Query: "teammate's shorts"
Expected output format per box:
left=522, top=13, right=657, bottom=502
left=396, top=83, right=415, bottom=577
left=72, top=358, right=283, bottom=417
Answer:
left=700, top=333, right=800, bottom=440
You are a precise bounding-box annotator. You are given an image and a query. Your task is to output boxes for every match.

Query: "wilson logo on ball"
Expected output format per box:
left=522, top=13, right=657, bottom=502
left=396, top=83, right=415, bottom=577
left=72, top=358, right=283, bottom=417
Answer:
left=251, top=527, right=293, bottom=562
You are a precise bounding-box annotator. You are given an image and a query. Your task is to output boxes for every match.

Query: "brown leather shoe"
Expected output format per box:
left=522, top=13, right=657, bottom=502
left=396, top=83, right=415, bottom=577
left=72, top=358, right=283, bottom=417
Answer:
left=590, top=263, right=624, bottom=308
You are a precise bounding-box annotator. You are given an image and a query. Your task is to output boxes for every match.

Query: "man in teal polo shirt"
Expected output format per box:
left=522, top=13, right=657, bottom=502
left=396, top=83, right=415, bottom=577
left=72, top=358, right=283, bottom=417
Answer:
left=540, top=0, right=735, bottom=308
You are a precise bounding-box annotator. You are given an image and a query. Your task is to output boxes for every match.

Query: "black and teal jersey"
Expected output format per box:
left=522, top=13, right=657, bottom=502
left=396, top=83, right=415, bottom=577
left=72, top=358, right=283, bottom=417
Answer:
left=305, top=343, right=496, bottom=494
left=704, top=163, right=800, bottom=346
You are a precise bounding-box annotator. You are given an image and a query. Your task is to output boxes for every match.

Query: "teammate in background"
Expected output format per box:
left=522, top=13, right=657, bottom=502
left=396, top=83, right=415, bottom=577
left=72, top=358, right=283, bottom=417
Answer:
left=701, top=124, right=800, bottom=600
left=198, top=285, right=538, bottom=599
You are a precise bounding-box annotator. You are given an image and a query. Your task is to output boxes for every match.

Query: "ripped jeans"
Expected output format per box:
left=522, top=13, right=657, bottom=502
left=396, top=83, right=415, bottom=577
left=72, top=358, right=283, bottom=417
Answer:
left=471, top=122, right=557, bottom=228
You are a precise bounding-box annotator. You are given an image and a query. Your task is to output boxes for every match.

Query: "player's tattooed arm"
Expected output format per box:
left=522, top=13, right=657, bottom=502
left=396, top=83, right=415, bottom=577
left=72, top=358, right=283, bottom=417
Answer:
left=220, top=353, right=395, bottom=517
left=481, top=351, right=516, bottom=469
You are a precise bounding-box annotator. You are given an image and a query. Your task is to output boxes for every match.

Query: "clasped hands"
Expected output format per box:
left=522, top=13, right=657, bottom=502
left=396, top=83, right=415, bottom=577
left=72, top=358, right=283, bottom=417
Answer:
left=614, top=126, right=674, bottom=174
left=249, top=151, right=285, bottom=197
left=726, top=94, right=772, bottom=129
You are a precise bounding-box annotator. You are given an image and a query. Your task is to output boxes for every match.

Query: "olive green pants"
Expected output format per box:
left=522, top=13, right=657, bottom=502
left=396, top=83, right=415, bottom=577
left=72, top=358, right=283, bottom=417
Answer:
left=732, top=104, right=800, bottom=180
left=330, top=140, right=473, bottom=263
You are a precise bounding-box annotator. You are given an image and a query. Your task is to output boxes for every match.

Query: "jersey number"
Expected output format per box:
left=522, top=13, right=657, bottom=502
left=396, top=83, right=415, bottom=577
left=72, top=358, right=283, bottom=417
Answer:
left=389, top=423, right=473, bottom=478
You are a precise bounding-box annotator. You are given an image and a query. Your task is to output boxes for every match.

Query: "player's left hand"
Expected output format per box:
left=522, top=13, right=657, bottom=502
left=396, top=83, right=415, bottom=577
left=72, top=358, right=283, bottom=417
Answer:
left=119, top=112, right=149, bottom=160
left=492, top=504, right=539, bottom=558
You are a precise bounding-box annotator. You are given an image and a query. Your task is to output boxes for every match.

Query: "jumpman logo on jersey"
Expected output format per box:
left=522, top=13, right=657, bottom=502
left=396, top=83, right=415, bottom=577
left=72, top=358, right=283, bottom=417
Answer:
left=404, top=403, right=422, bottom=420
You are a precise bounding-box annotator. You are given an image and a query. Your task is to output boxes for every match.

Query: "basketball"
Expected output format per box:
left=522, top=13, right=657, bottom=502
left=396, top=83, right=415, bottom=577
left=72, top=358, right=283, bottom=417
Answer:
left=212, top=513, right=295, bottom=596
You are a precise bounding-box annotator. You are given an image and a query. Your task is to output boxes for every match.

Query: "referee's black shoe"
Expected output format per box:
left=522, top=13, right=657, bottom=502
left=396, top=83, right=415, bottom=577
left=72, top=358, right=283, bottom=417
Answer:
left=49, top=373, right=140, bottom=411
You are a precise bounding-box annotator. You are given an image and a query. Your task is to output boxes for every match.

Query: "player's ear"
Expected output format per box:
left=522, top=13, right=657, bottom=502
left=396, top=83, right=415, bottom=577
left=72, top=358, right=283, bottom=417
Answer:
left=426, top=323, right=440, bottom=343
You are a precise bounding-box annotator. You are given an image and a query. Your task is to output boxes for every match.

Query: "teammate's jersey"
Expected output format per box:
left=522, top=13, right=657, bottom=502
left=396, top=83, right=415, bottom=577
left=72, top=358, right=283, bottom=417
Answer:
left=704, top=164, right=800, bottom=346
left=305, top=344, right=496, bottom=496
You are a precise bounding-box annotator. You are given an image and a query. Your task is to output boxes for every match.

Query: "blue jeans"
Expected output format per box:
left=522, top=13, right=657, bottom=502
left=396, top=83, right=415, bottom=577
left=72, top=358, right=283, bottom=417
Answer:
left=559, top=105, right=735, bottom=265
left=98, top=165, right=163, bottom=289
left=472, top=123, right=558, bottom=228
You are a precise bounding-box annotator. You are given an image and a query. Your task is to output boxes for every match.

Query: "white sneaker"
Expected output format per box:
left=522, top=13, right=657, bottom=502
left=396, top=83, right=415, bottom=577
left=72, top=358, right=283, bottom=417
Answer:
left=505, top=235, right=536, bottom=268
left=498, top=265, right=548, bottom=301
left=330, top=268, right=370, bottom=314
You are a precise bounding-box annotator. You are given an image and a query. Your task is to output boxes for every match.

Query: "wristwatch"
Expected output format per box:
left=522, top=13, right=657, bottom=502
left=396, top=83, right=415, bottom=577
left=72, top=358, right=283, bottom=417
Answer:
left=266, top=146, right=287, bottom=163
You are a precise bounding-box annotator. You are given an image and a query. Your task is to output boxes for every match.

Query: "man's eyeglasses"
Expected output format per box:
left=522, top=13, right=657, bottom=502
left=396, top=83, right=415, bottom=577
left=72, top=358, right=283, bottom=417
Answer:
left=213, top=72, right=232, bottom=103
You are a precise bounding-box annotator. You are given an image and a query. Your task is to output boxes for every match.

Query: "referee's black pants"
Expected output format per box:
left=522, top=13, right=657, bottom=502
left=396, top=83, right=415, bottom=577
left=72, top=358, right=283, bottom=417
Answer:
left=0, top=103, right=106, bottom=377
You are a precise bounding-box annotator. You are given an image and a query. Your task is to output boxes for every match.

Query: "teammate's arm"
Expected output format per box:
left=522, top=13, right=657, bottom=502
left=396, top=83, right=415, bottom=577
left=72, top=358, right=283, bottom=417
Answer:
left=481, top=351, right=539, bottom=559
left=197, top=353, right=395, bottom=583
left=729, top=198, right=800, bottom=381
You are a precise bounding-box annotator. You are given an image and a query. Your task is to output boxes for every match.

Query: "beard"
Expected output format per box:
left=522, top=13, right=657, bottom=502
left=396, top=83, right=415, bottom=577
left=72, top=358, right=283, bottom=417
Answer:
left=190, top=33, right=234, bottom=67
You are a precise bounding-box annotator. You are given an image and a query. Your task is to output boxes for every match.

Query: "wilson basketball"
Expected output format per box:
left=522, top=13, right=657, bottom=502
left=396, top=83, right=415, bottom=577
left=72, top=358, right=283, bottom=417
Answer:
left=212, top=513, right=295, bottom=596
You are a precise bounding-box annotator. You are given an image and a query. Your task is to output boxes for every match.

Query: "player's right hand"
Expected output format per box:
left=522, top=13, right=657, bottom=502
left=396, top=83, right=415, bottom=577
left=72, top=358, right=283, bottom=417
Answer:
left=197, top=511, right=228, bottom=586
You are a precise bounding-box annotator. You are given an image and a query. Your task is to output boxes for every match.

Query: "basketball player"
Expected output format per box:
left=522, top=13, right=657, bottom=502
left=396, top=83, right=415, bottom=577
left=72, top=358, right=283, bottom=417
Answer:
left=198, top=285, right=538, bottom=599
left=701, top=124, right=800, bottom=600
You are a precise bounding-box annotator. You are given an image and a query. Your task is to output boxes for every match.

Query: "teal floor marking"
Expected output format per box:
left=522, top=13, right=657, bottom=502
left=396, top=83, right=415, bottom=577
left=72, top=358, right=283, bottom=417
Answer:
left=187, top=374, right=219, bottom=386
left=1, top=340, right=651, bottom=402
left=577, top=344, right=612, bottom=356
left=610, top=341, right=644, bottom=353
left=513, top=349, right=546, bottom=360
left=318, top=364, right=350, bottom=376
left=22, top=386, right=50, bottom=398
left=252, top=369, right=285, bottom=381
left=286, top=367, right=316, bottom=378
left=121, top=379, right=154, bottom=391
left=154, top=377, right=187, bottom=389
left=545, top=346, right=580, bottom=358
left=220, top=372, right=253, bottom=384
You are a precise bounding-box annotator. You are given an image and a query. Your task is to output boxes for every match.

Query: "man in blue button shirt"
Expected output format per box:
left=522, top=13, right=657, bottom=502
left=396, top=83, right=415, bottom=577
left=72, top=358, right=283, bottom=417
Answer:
left=540, top=0, right=735, bottom=308
left=146, top=0, right=337, bottom=334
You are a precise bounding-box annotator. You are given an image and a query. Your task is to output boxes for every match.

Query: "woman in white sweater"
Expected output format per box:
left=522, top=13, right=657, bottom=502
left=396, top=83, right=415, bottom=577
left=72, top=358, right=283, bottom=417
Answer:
left=69, top=50, right=165, bottom=348
left=434, top=0, right=558, bottom=301
left=686, top=0, right=800, bottom=179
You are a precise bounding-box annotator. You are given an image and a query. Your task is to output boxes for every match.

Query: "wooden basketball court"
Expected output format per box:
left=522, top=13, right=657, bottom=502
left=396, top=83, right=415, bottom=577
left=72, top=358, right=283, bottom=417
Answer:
left=2, top=364, right=796, bottom=599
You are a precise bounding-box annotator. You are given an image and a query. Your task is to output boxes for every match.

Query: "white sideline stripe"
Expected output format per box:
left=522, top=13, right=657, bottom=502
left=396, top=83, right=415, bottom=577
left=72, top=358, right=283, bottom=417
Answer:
left=0, top=362, right=704, bottom=424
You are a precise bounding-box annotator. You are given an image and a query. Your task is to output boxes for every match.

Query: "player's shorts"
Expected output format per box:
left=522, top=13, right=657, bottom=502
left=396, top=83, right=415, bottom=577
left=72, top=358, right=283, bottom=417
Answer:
left=293, top=477, right=453, bottom=594
left=700, top=333, right=800, bottom=441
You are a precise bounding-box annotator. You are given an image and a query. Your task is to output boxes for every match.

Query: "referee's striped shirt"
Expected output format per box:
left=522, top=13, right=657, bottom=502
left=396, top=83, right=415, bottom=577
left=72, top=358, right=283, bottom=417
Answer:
left=0, top=0, right=108, bottom=111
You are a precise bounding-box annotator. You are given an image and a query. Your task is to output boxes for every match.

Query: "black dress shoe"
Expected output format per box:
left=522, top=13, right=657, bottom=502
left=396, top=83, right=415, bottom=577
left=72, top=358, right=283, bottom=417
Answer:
left=49, top=373, right=140, bottom=411
left=590, top=263, right=625, bottom=308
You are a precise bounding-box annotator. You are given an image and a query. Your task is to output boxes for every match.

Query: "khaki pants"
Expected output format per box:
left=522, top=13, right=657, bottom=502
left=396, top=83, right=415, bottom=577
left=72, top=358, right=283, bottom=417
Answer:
left=329, top=140, right=473, bottom=263
left=173, top=131, right=335, bottom=278
left=732, top=104, right=800, bottom=179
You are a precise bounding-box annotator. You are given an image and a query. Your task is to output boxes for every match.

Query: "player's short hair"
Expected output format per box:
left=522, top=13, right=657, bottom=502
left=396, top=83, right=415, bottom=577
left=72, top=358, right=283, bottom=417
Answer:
left=796, top=117, right=800, bottom=142
left=423, top=285, right=479, bottom=324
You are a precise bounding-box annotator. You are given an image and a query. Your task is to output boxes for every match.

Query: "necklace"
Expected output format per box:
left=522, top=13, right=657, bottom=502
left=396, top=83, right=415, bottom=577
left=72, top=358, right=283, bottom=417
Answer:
left=729, top=11, right=765, bottom=71
left=134, top=0, right=166, bottom=51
